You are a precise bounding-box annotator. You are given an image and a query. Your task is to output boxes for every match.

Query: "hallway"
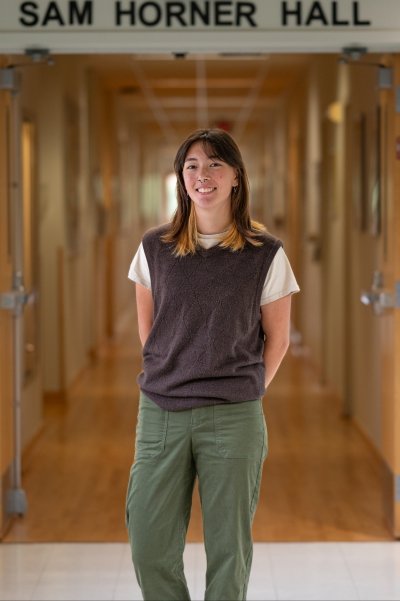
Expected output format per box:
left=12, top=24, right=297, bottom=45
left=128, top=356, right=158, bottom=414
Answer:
left=3, top=310, right=391, bottom=544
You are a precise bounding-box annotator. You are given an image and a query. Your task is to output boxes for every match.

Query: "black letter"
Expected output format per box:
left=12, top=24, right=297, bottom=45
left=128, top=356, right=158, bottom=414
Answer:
left=19, top=1, right=39, bottom=26
left=139, top=2, right=162, bottom=26
left=353, top=1, right=371, bottom=26
left=190, top=1, right=210, bottom=26
left=69, top=1, right=93, bottom=25
left=43, top=2, right=65, bottom=26
left=115, top=1, right=135, bottom=26
left=166, top=2, right=186, bottom=26
left=305, top=2, right=328, bottom=26
left=282, top=1, right=301, bottom=26
left=236, top=2, right=257, bottom=27
left=214, top=1, right=233, bottom=26
left=332, top=1, right=349, bottom=26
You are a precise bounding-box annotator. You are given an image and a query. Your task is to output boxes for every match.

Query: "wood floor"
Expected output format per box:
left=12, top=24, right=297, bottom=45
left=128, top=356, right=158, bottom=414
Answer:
left=3, top=312, right=391, bottom=543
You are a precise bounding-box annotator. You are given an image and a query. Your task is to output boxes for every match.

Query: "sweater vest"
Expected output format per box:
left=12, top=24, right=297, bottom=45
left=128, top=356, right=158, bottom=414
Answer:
left=137, top=223, right=282, bottom=411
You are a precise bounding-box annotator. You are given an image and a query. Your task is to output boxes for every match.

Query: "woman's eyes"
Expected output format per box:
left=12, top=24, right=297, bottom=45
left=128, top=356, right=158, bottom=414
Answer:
left=185, top=162, right=222, bottom=170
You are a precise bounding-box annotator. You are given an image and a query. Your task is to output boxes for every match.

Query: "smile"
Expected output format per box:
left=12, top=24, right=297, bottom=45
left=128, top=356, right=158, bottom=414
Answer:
left=196, top=187, right=216, bottom=193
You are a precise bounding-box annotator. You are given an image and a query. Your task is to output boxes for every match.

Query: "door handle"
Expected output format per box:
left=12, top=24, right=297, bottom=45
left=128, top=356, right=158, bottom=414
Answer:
left=360, top=289, right=397, bottom=315
left=0, top=289, right=37, bottom=315
left=360, top=272, right=400, bottom=316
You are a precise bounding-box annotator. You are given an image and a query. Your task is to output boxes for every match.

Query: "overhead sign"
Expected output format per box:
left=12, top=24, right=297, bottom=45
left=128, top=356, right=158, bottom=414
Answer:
left=0, top=0, right=400, bottom=53
left=9, top=1, right=375, bottom=28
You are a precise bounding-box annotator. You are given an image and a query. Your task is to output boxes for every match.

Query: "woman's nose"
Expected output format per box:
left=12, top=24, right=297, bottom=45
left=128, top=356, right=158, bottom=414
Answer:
left=197, top=170, right=209, bottom=181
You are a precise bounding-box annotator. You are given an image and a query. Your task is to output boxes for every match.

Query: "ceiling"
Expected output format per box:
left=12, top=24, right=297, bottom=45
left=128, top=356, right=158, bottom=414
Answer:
left=86, top=53, right=312, bottom=140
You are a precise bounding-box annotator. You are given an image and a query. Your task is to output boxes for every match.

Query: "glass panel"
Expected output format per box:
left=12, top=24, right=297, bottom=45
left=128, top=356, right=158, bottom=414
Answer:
left=22, top=120, right=38, bottom=382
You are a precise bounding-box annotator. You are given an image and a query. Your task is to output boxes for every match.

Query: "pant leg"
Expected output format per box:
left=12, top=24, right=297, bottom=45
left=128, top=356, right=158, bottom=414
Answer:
left=194, top=400, right=268, bottom=601
left=125, top=393, right=196, bottom=601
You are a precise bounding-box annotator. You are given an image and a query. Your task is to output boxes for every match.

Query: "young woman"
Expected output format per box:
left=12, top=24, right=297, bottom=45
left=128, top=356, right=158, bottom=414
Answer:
left=125, top=128, right=299, bottom=601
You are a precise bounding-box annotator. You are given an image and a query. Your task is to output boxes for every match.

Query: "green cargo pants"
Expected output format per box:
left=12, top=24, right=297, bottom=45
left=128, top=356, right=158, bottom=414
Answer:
left=125, top=391, right=268, bottom=601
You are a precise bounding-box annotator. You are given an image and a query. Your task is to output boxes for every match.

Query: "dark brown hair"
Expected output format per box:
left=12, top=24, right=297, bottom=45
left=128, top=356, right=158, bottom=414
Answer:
left=161, top=128, right=267, bottom=256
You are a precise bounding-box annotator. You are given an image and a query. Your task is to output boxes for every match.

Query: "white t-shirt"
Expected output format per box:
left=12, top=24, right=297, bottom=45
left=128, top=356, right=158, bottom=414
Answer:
left=128, top=230, right=300, bottom=305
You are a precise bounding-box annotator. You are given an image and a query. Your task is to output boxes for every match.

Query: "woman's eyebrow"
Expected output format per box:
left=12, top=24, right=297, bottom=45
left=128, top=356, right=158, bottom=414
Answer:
left=185, top=155, right=220, bottom=162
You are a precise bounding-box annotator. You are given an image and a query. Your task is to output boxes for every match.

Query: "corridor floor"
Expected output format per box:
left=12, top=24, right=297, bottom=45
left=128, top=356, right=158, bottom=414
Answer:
left=3, top=310, right=391, bottom=543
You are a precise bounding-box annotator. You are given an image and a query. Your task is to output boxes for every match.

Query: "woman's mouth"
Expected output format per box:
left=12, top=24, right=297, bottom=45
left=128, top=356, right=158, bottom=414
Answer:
left=196, top=187, right=216, bottom=194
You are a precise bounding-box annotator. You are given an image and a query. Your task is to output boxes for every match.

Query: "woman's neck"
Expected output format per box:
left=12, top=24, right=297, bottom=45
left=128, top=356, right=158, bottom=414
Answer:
left=195, top=213, right=232, bottom=235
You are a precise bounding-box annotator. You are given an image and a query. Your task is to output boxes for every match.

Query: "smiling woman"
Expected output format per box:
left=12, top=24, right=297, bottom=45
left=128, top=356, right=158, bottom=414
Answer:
left=125, top=128, right=300, bottom=600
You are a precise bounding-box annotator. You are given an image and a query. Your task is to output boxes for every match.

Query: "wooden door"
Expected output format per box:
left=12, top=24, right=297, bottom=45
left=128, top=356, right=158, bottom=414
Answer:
left=368, top=60, right=400, bottom=537
left=381, top=56, right=400, bottom=537
left=0, top=75, right=15, bottom=538
left=345, top=57, right=400, bottom=538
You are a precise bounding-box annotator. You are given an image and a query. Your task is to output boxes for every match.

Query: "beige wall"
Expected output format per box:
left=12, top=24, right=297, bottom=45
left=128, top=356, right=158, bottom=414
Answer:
left=300, top=64, right=323, bottom=364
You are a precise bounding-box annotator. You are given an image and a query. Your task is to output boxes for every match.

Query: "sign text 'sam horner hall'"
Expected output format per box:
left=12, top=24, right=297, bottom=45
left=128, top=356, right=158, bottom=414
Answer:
left=1, top=1, right=400, bottom=52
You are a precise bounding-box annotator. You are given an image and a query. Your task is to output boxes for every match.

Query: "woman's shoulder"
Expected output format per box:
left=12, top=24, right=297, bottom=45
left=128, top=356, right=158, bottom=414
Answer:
left=142, top=222, right=171, bottom=245
left=250, top=228, right=283, bottom=252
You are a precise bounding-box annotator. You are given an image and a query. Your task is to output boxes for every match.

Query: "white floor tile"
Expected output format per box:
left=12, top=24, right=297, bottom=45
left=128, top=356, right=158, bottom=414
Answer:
left=0, top=584, right=34, bottom=601
left=30, top=584, right=115, bottom=601
left=340, top=542, right=400, bottom=600
left=0, top=542, right=49, bottom=576
left=1, top=541, right=400, bottom=601
left=112, top=586, right=142, bottom=601
left=268, top=542, right=360, bottom=600
left=247, top=543, right=277, bottom=600
left=273, top=588, right=359, bottom=601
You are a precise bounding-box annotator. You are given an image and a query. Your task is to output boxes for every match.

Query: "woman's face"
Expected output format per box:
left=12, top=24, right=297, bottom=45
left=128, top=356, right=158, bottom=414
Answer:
left=182, top=142, right=238, bottom=213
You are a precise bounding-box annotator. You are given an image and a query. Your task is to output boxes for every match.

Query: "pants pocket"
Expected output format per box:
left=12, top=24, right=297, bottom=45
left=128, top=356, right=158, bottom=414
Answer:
left=214, top=399, right=267, bottom=459
left=135, top=392, right=168, bottom=460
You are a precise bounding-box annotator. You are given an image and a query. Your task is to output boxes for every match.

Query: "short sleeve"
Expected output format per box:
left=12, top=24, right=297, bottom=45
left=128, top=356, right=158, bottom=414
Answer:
left=127, top=242, right=151, bottom=289
left=260, top=247, right=300, bottom=305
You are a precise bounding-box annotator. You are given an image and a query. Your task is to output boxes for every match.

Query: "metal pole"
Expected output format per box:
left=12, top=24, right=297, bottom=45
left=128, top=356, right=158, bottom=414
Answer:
left=2, top=68, right=28, bottom=515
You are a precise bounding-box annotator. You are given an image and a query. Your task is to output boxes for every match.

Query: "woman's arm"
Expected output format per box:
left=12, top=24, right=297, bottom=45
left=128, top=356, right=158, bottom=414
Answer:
left=261, top=294, right=292, bottom=390
left=135, top=283, right=154, bottom=347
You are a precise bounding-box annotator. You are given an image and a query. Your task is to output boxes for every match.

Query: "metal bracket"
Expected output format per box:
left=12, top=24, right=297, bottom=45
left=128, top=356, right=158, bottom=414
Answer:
left=0, top=290, right=36, bottom=313
left=25, top=47, right=53, bottom=64
left=0, top=67, right=19, bottom=93
left=396, top=474, right=400, bottom=503
left=378, top=67, right=393, bottom=90
left=396, top=281, right=400, bottom=307
left=340, top=45, right=368, bottom=62
left=360, top=289, right=400, bottom=315
left=360, top=273, right=400, bottom=316
left=6, top=487, right=28, bottom=516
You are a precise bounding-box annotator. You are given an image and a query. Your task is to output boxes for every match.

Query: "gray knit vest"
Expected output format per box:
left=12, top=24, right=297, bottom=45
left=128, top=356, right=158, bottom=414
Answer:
left=137, top=223, right=282, bottom=411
